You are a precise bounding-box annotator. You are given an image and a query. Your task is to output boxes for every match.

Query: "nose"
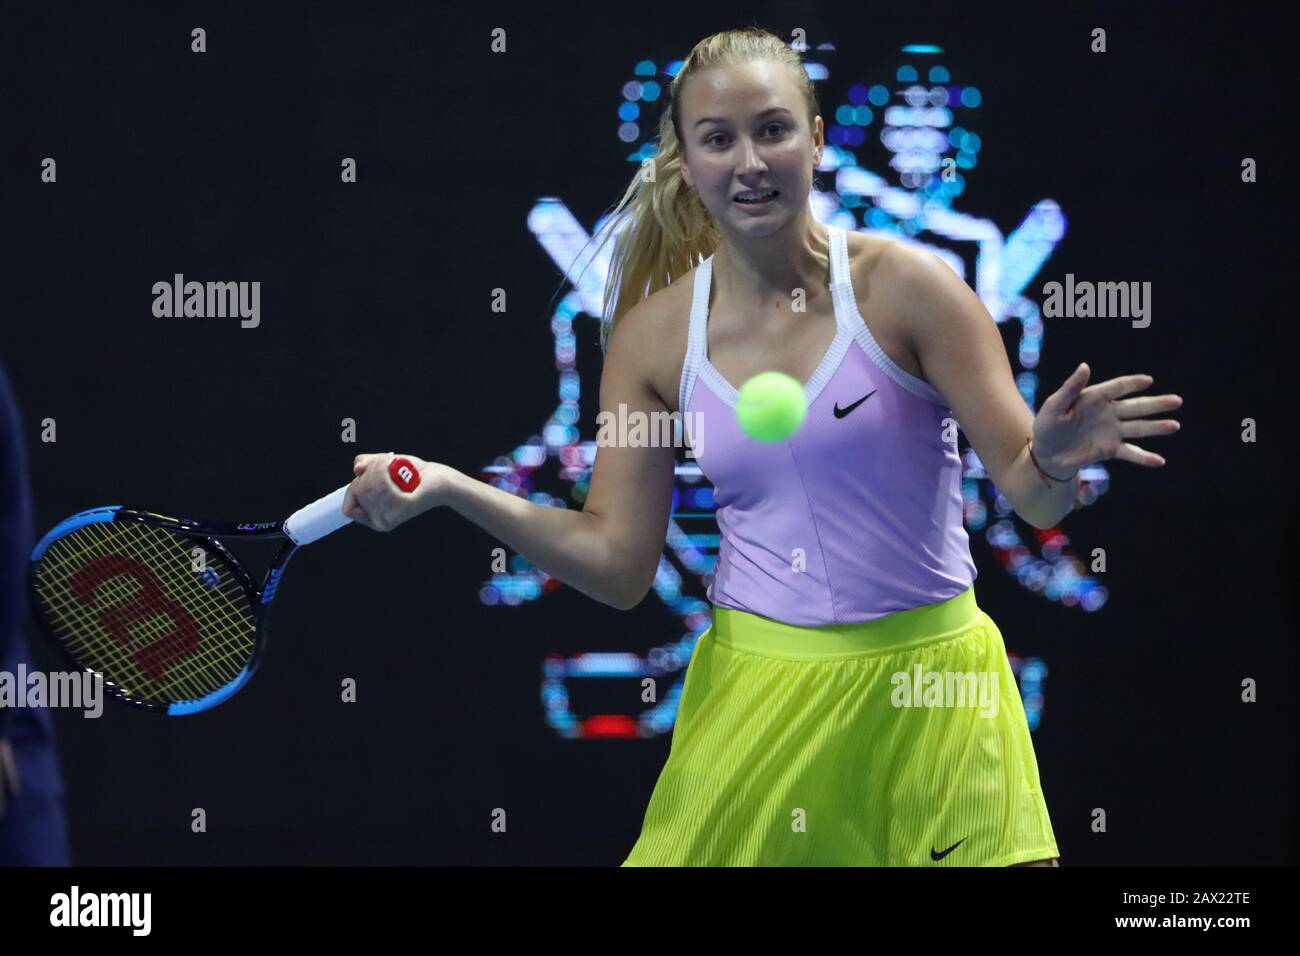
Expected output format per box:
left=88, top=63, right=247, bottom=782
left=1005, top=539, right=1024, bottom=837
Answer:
left=736, top=136, right=769, bottom=177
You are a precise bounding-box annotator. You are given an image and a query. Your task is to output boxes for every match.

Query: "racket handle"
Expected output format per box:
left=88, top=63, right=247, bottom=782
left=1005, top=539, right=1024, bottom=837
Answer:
left=284, top=486, right=352, bottom=545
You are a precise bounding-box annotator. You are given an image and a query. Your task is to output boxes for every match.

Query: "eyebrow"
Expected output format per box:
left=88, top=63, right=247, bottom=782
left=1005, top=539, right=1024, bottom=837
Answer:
left=694, top=107, right=794, bottom=128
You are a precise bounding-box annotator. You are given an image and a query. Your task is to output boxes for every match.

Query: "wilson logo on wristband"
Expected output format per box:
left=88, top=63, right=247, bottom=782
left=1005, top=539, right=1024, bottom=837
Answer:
left=389, top=457, right=421, bottom=493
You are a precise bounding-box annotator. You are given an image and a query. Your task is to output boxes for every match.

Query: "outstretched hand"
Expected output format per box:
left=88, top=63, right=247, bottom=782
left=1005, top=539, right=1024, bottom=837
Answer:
left=1032, top=363, right=1182, bottom=476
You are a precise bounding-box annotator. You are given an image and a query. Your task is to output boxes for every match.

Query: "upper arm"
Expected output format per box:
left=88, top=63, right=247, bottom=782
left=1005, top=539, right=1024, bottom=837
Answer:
left=580, top=299, right=680, bottom=607
left=885, top=242, right=1034, bottom=499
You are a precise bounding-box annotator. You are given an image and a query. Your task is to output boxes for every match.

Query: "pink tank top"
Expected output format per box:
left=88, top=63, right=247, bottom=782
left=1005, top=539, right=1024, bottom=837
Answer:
left=678, top=224, right=976, bottom=625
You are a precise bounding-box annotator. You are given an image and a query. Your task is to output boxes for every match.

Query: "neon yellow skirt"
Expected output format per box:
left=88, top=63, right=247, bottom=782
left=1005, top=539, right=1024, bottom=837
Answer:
left=623, top=586, right=1059, bottom=866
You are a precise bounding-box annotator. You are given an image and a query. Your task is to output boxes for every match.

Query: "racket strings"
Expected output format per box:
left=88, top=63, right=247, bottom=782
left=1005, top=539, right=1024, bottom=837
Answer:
left=32, top=521, right=258, bottom=705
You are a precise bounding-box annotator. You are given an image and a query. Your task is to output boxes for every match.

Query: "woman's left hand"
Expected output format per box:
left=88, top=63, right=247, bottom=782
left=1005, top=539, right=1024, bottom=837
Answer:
left=1032, top=363, right=1182, bottom=476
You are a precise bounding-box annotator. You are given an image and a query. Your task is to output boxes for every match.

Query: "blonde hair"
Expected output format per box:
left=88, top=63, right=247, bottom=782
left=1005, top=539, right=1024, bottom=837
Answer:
left=588, top=26, right=822, bottom=354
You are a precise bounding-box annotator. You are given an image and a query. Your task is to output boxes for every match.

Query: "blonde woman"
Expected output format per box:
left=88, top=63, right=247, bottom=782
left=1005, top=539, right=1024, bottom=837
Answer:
left=343, top=27, right=1181, bottom=866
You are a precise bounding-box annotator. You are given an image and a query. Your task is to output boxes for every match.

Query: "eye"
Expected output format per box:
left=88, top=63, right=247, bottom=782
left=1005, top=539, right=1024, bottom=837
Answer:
left=705, top=123, right=787, bottom=147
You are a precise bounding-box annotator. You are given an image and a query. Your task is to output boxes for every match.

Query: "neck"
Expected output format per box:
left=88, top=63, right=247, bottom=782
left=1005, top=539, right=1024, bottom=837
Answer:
left=712, top=216, right=832, bottom=312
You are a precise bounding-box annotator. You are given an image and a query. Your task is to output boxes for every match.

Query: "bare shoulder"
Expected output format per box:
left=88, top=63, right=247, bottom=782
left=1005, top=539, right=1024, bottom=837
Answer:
left=844, top=231, right=950, bottom=377
left=847, top=232, right=977, bottom=358
left=844, top=228, right=893, bottom=274
left=602, top=269, right=696, bottom=415
left=846, top=230, right=957, bottom=305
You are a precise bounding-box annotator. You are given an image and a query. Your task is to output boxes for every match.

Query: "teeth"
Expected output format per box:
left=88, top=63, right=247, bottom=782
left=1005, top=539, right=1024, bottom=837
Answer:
left=737, top=190, right=776, bottom=201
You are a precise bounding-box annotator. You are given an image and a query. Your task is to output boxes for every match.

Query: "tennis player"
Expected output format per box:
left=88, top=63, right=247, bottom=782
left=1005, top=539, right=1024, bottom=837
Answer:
left=343, top=27, right=1182, bottom=866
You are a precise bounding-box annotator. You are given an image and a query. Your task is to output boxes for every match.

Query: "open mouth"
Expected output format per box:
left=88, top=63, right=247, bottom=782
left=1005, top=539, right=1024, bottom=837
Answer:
left=734, top=189, right=779, bottom=205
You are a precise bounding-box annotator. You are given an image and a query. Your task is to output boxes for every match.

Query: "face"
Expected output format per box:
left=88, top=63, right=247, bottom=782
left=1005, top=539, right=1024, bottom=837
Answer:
left=678, top=60, right=823, bottom=235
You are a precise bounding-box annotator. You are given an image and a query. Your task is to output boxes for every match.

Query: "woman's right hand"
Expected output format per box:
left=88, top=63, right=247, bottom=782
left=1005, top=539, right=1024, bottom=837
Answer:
left=343, top=452, right=456, bottom=532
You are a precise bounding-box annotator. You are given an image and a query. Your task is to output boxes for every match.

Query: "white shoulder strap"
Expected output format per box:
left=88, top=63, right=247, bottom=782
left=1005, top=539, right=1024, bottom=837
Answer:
left=678, top=255, right=714, bottom=415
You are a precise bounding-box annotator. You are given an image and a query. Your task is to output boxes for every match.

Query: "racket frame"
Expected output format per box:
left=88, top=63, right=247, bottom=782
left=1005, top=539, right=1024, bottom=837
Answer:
left=28, top=505, right=301, bottom=716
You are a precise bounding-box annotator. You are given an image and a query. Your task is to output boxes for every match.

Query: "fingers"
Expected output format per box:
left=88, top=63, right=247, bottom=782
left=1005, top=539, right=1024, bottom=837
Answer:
left=1114, top=441, right=1166, bottom=467
left=344, top=452, right=421, bottom=531
left=341, top=484, right=374, bottom=528
left=1119, top=418, right=1180, bottom=439
left=1090, top=372, right=1154, bottom=401
left=348, top=503, right=375, bottom=529
left=1115, top=393, right=1183, bottom=419
left=1047, top=363, right=1091, bottom=411
left=354, top=452, right=398, bottom=476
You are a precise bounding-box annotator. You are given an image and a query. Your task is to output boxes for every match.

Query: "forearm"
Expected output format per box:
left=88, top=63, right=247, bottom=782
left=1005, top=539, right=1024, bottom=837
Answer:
left=1007, top=442, right=1081, bottom=529
left=441, top=467, right=637, bottom=610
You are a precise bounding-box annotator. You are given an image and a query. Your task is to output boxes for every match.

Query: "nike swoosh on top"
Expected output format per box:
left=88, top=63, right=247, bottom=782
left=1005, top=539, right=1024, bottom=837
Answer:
left=930, top=837, right=967, bottom=861
left=833, top=390, right=878, bottom=418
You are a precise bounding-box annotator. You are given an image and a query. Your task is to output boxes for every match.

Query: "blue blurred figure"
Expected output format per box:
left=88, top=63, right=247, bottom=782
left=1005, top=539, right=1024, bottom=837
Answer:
left=0, top=359, right=71, bottom=865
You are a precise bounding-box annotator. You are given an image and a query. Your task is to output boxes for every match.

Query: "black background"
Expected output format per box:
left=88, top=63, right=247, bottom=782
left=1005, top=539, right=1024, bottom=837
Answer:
left=3, top=0, right=1295, bottom=865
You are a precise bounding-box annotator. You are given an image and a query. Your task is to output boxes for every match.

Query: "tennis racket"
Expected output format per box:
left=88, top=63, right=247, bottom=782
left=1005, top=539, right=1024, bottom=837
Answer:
left=27, top=456, right=423, bottom=716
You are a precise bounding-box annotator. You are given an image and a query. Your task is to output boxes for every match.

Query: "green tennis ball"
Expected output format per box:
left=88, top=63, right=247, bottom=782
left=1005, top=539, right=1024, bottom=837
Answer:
left=735, top=371, right=808, bottom=442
